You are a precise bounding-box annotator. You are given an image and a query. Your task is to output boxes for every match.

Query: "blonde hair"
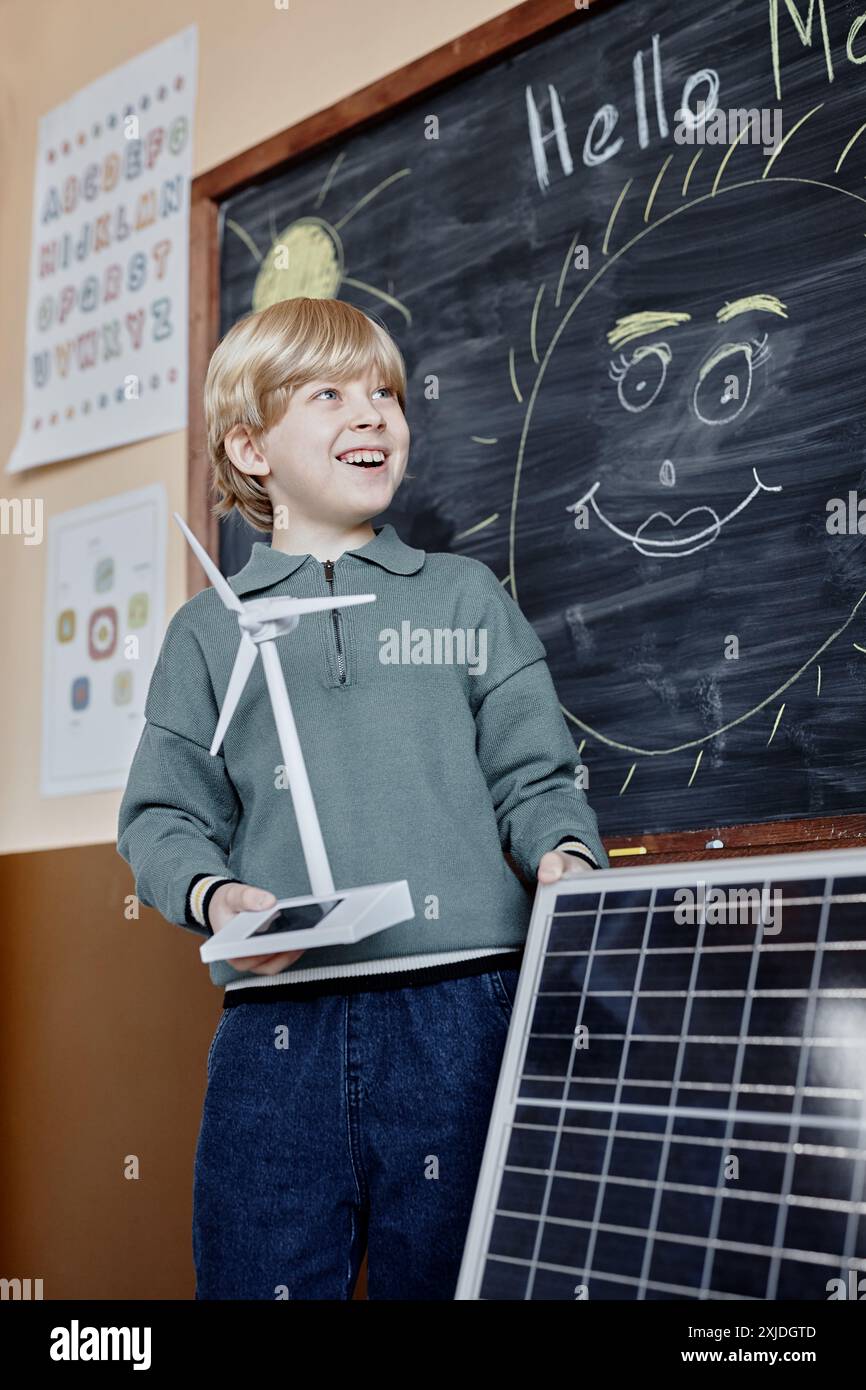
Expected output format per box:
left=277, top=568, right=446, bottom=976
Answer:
left=204, top=297, right=408, bottom=532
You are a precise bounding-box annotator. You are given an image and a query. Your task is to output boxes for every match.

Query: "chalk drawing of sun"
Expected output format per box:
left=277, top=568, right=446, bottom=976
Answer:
left=225, top=151, right=412, bottom=322
left=477, top=107, right=866, bottom=796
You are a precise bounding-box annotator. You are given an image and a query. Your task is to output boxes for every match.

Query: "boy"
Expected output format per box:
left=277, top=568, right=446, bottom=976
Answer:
left=116, top=296, right=608, bottom=1300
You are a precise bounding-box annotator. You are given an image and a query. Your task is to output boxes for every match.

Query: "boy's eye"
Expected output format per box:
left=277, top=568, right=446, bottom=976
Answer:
left=313, top=385, right=393, bottom=401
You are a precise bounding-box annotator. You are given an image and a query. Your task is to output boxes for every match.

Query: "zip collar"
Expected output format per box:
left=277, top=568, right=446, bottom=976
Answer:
left=229, top=523, right=425, bottom=597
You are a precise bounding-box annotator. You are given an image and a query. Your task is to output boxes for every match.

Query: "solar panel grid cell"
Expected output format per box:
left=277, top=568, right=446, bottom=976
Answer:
left=456, top=851, right=866, bottom=1301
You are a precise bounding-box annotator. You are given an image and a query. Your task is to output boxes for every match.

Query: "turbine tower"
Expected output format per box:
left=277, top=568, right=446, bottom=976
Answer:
left=173, top=512, right=414, bottom=962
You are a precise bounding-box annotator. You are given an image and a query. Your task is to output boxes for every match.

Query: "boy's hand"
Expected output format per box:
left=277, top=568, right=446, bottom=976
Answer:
left=536, top=850, right=595, bottom=885
left=209, top=881, right=306, bottom=975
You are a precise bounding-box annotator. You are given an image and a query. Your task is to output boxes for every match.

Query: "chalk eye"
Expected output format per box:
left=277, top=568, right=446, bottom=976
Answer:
left=608, top=342, right=671, bottom=414
left=693, top=337, right=769, bottom=426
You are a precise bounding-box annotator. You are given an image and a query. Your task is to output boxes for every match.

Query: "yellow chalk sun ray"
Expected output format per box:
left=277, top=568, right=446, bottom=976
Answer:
left=602, top=177, right=633, bottom=256
left=529, top=284, right=545, bottom=365
left=644, top=153, right=673, bottom=222
left=682, top=149, right=703, bottom=197
left=556, top=230, right=583, bottom=307
left=762, top=103, right=824, bottom=178
left=453, top=514, right=499, bottom=543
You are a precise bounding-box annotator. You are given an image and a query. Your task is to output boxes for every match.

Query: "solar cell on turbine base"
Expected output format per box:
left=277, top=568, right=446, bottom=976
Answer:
left=455, top=849, right=866, bottom=1301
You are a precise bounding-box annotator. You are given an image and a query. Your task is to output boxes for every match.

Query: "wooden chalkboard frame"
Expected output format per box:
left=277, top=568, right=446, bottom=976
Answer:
left=186, top=0, right=865, bottom=863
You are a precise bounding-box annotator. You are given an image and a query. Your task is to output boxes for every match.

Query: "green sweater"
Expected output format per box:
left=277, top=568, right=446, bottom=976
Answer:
left=116, top=524, right=608, bottom=990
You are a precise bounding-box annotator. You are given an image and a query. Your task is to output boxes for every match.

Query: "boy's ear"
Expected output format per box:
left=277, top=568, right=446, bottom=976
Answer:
left=224, top=424, right=270, bottom=478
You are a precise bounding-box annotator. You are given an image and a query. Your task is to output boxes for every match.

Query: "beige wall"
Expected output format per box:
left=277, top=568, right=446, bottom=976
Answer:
left=0, top=0, right=512, bottom=856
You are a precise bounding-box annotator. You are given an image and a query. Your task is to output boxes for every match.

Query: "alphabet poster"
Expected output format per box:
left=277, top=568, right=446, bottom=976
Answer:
left=7, top=25, right=198, bottom=474
left=41, top=484, right=166, bottom=796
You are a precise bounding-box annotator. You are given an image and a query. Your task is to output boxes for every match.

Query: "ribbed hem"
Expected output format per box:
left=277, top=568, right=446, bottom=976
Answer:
left=222, top=948, right=525, bottom=1006
left=223, top=944, right=519, bottom=989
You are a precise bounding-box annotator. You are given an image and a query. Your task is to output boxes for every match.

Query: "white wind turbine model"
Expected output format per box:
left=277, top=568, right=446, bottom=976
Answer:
left=173, top=512, right=414, bottom=964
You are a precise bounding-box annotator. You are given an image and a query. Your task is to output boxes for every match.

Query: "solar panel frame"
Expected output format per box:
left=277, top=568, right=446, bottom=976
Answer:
left=455, top=847, right=866, bottom=1301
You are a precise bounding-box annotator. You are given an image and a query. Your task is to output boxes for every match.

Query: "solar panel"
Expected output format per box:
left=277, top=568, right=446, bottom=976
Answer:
left=455, top=848, right=866, bottom=1301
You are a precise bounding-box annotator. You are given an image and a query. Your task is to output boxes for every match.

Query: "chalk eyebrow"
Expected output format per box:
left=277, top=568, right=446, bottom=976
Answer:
left=607, top=311, right=691, bottom=350
left=716, top=294, right=788, bottom=323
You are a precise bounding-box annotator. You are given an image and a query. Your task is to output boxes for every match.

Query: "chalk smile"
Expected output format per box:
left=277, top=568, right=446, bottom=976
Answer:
left=568, top=466, right=782, bottom=557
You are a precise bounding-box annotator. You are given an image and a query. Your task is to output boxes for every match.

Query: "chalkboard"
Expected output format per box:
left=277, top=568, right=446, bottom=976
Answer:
left=214, top=0, right=866, bottom=840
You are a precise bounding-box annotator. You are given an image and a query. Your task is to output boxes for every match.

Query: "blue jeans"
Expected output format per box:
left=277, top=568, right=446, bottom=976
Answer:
left=192, top=962, right=520, bottom=1300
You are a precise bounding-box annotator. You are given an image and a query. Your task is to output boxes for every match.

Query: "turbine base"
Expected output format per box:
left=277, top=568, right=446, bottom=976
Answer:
left=199, top=880, right=414, bottom=963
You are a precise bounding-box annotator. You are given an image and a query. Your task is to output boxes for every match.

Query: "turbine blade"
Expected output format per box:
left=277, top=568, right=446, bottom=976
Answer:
left=173, top=512, right=242, bottom=613
left=210, top=630, right=258, bottom=755
left=258, top=593, right=376, bottom=618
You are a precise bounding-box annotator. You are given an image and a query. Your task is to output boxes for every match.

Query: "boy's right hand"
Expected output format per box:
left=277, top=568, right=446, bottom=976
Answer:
left=208, top=881, right=306, bottom=975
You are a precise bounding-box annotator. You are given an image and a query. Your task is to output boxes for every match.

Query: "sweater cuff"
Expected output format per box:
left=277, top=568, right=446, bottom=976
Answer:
left=554, top=837, right=601, bottom=871
left=185, top=873, right=243, bottom=935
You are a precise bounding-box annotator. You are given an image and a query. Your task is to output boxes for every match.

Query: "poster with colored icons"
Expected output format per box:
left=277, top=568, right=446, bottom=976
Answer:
left=41, top=485, right=166, bottom=796
left=6, top=25, right=197, bottom=474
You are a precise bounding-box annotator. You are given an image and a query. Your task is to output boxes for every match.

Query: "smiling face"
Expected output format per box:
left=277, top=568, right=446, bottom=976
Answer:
left=565, top=276, right=800, bottom=566
left=226, top=361, right=410, bottom=531
left=592, top=295, right=784, bottom=556
left=511, top=175, right=866, bottom=755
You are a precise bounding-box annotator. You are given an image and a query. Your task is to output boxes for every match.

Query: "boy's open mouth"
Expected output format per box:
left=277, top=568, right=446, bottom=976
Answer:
left=335, top=448, right=389, bottom=469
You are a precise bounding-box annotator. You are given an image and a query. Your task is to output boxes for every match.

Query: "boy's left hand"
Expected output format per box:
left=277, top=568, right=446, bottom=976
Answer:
left=536, top=850, right=595, bottom=884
